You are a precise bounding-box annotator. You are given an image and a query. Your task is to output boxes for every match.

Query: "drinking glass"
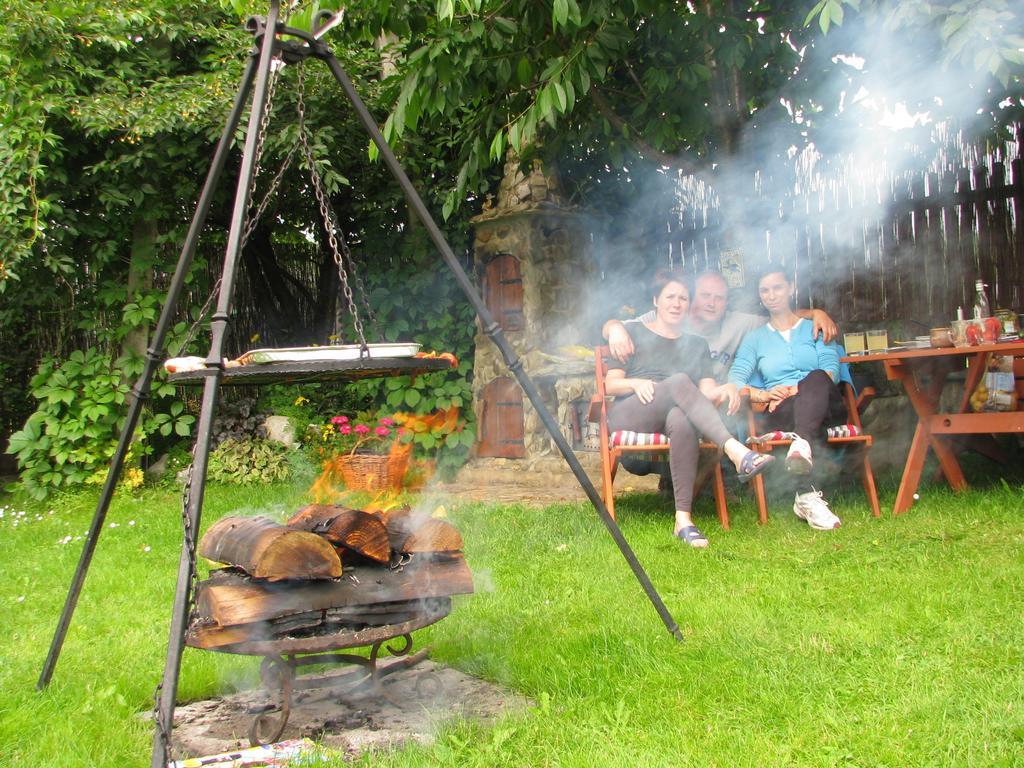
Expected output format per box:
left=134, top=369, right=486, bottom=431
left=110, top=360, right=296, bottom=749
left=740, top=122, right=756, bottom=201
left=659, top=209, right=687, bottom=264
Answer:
left=866, top=329, right=889, bottom=351
left=843, top=331, right=866, bottom=354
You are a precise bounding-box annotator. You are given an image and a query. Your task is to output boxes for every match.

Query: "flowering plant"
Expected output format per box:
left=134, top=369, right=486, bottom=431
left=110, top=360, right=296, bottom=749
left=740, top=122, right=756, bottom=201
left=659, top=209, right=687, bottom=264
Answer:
left=310, top=413, right=407, bottom=457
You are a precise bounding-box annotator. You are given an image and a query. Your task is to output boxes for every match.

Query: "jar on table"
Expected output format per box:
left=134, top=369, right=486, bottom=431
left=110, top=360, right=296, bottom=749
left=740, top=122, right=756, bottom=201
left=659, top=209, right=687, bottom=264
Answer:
left=995, top=309, right=1019, bottom=339
left=929, top=327, right=954, bottom=348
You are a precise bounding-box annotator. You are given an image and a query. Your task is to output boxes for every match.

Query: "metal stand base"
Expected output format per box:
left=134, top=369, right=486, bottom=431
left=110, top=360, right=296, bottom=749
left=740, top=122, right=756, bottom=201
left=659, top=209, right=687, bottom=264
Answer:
left=248, top=633, right=431, bottom=746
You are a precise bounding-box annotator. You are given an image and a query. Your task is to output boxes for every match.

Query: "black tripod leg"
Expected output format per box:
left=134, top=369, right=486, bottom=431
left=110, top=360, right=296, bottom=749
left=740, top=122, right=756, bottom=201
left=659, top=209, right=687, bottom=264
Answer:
left=36, top=50, right=262, bottom=692
left=319, top=50, right=682, bottom=643
left=151, top=3, right=283, bottom=765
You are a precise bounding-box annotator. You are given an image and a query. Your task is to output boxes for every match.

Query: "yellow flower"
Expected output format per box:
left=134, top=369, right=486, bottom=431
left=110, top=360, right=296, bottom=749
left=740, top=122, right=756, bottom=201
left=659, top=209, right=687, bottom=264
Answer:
left=294, top=395, right=309, bottom=406
left=121, top=467, right=144, bottom=490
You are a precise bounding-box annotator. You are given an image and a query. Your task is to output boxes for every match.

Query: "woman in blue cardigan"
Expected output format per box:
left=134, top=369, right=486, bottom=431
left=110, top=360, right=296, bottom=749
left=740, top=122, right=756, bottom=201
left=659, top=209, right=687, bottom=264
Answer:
left=724, top=266, right=847, bottom=530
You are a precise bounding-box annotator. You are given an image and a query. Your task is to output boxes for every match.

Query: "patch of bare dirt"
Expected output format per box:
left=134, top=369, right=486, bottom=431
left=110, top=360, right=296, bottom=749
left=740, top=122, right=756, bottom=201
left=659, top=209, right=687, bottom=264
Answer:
left=168, top=659, right=530, bottom=761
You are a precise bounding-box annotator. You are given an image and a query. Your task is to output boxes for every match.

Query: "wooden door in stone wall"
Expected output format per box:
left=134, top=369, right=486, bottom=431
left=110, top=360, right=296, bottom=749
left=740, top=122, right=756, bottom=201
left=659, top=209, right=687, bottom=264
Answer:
left=482, top=253, right=524, bottom=331
left=477, top=377, right=525, bottom=458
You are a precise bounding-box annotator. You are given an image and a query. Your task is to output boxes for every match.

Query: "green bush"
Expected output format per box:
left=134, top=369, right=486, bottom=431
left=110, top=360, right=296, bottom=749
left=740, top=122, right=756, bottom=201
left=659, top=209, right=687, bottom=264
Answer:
left=207, top=437, right=291, bottom=485
left=4, top=349, right=194, bottom=499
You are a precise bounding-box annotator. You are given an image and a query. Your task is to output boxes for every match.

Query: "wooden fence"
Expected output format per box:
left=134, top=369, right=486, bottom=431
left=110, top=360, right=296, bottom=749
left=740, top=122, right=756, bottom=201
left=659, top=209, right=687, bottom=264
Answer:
left=665, top=124, right=1024, bottom=331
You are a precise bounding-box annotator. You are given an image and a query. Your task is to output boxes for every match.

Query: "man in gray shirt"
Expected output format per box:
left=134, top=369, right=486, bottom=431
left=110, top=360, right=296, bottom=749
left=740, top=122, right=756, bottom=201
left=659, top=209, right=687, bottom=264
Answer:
left=603, top=271, right=837, bottom=382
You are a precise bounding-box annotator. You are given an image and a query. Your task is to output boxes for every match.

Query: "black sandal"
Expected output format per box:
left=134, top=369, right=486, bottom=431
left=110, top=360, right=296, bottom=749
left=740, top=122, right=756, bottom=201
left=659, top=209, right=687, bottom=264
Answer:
left=736, top=450, right=775, bottom=483
left=675, top=525, right=709, bottom=548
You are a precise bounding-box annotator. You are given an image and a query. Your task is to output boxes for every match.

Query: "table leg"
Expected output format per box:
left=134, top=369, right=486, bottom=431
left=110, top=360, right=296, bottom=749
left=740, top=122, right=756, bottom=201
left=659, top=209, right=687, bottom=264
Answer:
left=893, top=420, right=932, bottom=514
left=886, top=359, right=968, bottom=510
left=956, top=352, right=990, bottom=413
left=951, top=351, right=1006, bottom=467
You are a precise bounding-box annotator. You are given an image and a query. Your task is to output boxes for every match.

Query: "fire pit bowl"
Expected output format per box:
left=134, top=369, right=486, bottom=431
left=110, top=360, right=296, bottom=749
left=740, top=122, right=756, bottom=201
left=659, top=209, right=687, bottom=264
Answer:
left=187, top=598, right=451, bottom=745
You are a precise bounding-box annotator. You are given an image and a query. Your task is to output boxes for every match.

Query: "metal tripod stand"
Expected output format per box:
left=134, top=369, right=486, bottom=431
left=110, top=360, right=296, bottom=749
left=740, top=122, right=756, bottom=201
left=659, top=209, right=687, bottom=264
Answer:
left=34, top=5, right=683, bottom=765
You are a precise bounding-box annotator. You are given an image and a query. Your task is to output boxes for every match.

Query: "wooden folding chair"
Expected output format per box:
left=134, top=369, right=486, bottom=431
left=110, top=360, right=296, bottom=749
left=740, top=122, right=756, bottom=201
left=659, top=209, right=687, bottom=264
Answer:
left=742, top=382, right=881, bottom=522
left=588, top=346, right=730, bottom=527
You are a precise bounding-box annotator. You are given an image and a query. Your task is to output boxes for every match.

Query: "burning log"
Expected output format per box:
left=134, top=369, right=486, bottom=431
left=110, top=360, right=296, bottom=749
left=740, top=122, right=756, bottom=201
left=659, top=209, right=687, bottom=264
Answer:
left=377, top=506, right=464, bottom=554
left=192, top=555, right=473, bottom=630
left=199, top=516, right=342, bottom=582
left=287, top=504, right=391, bottom=563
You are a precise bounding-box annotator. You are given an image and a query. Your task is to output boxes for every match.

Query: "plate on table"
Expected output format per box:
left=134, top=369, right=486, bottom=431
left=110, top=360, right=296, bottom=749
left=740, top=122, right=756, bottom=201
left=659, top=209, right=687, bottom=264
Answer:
left=892, top=340, right=929, bottom=349
left=238, top=343, right=421, bottom=365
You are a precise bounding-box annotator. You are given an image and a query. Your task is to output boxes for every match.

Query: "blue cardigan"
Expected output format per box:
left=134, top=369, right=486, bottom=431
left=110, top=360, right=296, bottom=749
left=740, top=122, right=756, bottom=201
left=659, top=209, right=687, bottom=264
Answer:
left=727, top=319, right=840, bottom=388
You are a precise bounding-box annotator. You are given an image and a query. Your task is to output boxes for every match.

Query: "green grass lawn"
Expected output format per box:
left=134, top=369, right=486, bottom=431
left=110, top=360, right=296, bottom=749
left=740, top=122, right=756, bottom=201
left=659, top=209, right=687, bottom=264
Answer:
left=1, top=472, right=1023, bottom=767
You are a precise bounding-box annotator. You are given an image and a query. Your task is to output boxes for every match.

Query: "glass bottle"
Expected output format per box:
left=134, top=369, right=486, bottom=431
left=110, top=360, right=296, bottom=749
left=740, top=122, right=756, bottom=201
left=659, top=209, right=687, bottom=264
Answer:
left=973, top=280, right=991, bottom=319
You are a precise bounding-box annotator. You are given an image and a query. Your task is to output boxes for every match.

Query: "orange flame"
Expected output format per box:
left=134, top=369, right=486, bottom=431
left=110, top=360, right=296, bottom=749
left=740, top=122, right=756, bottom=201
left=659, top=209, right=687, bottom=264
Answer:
left=393, top=405, right=460, bottom=435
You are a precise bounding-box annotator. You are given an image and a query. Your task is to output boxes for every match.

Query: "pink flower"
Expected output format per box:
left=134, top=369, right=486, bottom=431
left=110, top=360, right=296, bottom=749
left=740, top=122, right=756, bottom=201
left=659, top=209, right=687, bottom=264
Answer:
left=379, top=417, right=395, bottom=427
left=354, top=424, right=371, bottom=435
left=331, top=415, right=348, bottom=425
left=375, top=426, right=390, bottom=437
left=339, top=424, right=352, bottom=435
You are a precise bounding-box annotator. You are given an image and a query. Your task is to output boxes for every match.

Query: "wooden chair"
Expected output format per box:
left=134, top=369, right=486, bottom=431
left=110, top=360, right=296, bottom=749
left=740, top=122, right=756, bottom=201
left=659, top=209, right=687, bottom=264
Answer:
left=741, top=382, right=881, bottom=522
left=588, top=346, right=730, bottom=527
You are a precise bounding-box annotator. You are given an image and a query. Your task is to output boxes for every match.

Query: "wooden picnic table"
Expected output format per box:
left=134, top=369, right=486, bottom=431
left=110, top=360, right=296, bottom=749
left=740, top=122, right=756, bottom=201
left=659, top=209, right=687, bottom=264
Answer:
left=842, top=340, right=1024, bottom=514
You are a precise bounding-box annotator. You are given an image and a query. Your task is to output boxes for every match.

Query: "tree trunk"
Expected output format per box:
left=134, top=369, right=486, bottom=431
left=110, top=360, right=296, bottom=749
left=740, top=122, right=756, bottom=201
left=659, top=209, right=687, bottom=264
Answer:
left=124, top=214, right=156, bottom=360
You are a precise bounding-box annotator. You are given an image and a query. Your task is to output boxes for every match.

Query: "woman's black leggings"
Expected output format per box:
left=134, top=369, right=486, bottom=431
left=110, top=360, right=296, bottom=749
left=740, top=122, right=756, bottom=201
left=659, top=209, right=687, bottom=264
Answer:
left=765, top=369, right=847, bottom=490
left=607, top=373, right=733, bottom=512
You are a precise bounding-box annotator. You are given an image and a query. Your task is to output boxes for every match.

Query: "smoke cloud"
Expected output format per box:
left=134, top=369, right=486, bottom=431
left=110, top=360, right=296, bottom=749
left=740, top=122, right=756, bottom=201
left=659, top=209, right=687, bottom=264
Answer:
left=575, top=2, right=1022, bottom=326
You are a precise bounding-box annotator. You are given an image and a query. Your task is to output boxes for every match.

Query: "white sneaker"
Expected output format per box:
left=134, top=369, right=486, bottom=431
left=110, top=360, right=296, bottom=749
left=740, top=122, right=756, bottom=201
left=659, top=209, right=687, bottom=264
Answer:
left=785, top=437, right=813, bottom=474
left=793, top=488, right=841, bottom=530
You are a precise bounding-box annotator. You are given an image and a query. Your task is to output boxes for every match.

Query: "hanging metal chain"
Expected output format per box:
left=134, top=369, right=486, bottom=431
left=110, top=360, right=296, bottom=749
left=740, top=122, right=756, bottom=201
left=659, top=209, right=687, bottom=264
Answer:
left=152, top=681, right=175, bottom=766
left=241, top=52, right=285, bottom=249
left=178, top=53, right=298, bottom=358
left=343, top=241, right=377, bottom=332
left=294, top=63, right=369, bottom=350
left=241, top=139, right=299, bottom=251
left=179, top=458, right=203, bottom=629
left=177, top=278, right=222, bottom=355
left=150, top=455, right=205, bottom=766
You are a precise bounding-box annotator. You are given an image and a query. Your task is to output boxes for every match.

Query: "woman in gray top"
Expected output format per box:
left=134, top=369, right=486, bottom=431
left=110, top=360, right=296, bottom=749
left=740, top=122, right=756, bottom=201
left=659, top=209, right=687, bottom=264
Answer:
left=606, top=268, right=774, bottom=548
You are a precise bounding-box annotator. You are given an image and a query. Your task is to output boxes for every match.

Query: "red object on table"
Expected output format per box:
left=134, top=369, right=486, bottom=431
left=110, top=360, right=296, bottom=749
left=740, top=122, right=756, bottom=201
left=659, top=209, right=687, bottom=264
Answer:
left=843, top=340, right=1024, bottom=514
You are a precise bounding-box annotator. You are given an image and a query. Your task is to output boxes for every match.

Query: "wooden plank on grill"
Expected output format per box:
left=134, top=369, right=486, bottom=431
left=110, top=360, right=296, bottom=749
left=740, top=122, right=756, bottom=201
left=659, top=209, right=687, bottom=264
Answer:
left=196, top=555, right=473, bottom=628
left=199, top=516, right=342, bottom=581
left=287, top=504, right=391, bottom=563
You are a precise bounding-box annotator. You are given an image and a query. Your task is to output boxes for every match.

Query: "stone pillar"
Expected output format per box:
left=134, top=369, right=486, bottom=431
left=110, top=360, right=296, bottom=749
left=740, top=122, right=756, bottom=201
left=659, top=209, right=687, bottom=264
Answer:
left=469, top=154, right=597, bottom=465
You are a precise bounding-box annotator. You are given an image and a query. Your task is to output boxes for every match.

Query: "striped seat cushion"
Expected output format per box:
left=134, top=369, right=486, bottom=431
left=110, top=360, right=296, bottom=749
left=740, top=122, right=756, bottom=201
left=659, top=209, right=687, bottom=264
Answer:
left=748, top=424, right=863, bottom=444
left=610, top=430, right=670, bottom=447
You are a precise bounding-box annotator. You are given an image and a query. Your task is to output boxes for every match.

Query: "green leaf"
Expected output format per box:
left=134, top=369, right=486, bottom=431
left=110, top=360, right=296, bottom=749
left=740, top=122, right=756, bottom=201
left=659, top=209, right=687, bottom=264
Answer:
left=553, top=0, right=568, bottom=28
left=804, top=0, right=828, bottom=28
left=516, top=56, right=533, bottom=87
left=404, top=389, right=422, bottom=407
left=827, top=0, right=844, bottom=27
left=538, top=86, right=553, bottom=119
left=494, top=17, right=517, bottom=35
left=553, top=81, right=567, bottom=113
left=509, top=120, right=521, bottom=151
left=489, top=129, right=505, bottom=162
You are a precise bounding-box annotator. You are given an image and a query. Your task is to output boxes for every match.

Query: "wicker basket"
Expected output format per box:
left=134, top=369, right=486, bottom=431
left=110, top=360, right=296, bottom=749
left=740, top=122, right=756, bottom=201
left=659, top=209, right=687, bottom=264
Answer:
left=335, top=447, right=411, bottom=493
